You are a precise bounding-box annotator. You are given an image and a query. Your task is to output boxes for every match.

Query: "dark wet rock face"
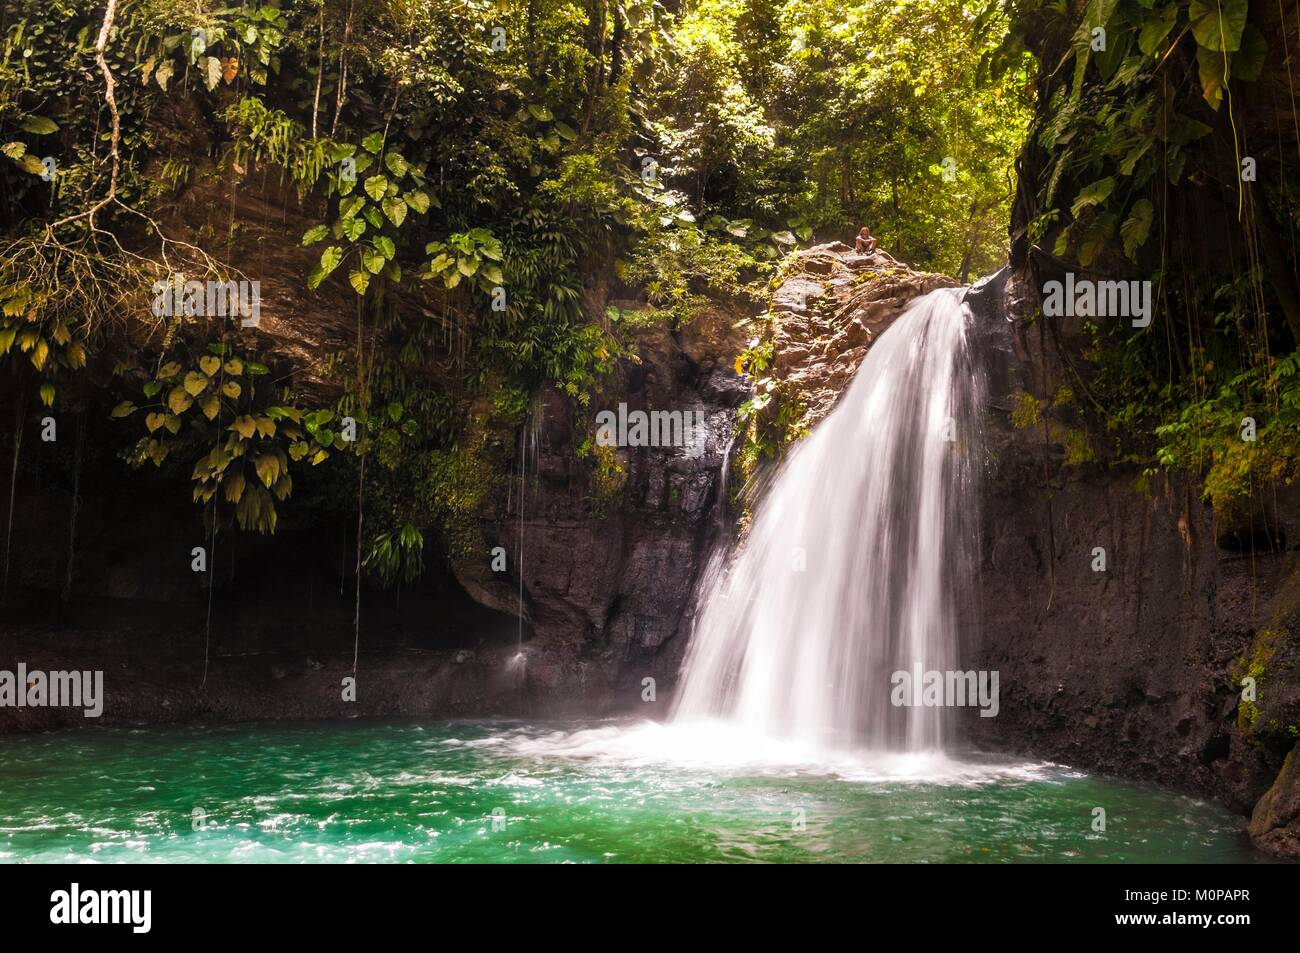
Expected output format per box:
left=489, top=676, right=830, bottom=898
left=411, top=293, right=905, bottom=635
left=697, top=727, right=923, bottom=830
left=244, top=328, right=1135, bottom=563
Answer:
left=1250, top=750, right=1300, bottom=857
left=959, top=271, right=1300, bottom=859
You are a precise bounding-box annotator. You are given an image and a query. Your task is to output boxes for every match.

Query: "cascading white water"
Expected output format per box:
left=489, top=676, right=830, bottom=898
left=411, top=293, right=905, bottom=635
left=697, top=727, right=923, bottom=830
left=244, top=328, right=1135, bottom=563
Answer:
left=672, top=287, right=984, bottom=752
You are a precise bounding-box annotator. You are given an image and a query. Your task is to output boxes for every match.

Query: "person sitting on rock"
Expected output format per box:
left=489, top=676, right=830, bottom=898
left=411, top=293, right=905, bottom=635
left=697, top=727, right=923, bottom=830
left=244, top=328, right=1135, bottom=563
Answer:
left=854, top=226, right=877, bottom=255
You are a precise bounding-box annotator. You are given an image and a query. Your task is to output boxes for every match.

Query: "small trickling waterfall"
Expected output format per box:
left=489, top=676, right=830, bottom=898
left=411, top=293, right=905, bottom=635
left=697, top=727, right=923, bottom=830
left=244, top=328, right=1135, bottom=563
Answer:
left=672, top=287, right=984, bottom=752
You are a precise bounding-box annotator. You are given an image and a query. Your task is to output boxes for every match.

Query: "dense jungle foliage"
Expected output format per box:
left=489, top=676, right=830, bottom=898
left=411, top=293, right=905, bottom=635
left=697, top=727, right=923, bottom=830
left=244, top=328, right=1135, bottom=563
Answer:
left=0, top=0, right=1296, bottom=596
left=0, top=0, right=1031, bottom=587
left=994, top=0, right=1300, bottom=527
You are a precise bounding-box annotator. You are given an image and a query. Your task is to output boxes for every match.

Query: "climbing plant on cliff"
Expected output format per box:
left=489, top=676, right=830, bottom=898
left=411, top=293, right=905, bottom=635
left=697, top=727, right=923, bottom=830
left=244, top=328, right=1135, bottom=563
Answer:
left=988, top=0, right=1300, bottom=520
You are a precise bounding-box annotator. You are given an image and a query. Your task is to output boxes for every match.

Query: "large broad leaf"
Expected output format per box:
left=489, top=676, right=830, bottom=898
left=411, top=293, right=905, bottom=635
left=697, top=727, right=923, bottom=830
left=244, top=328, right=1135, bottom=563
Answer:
left=1165, top=112, right=1213, bottom=146
left=224, top=471, right=246, bottom=504
left=1233, top=25, right=1267, bottom=82
left=1070, top=177, right=1115, bottom=218
left=199, top=355, right=221, bottom=376
left=361, top=132, right=384, bottom=154
left=1189, top=0, right=1247, bottom=52
left=255, top=453, right=280, bottom=488
left=1085, top=0, right=1120, bottom=30
left=362, top=247, right=385, bottom=275
left=349, top=269, right=370, bottom=295
left=527, top=104, right=554, bottom=121
left=204, top=56, right=223, bottom=91
left=341, top=216, right=365, bottom=241
left=381, top=196, right=407, bottom=227
left=373, top=235, right=396, bottom=260
left=168, top=387, right=193, bottom=414
left=1138, top=4, right=1178, bottom=56
left=308, top=246, right=343, bottom=289
left=302, top=224, right=328, bottom=245
left=384, top=152, right=408, bottom=177
left=183, top=371, right=209, bottom=396
left=1121, top=199, right=1154, bottom=259
left=20, top=116, right=58, bottom=135
left=1197, top=44, right=1230, bottom=110
left=154, top=60, right=175, bottom=91
left=363, top=174, right=388, bottom=201
left=403, top=190, right=431, bottom=214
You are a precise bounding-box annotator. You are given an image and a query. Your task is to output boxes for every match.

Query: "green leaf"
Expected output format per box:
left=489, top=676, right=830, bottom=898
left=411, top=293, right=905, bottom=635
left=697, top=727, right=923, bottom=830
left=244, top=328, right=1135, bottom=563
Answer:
left=381, top=196, right=407, bottom=227
left=384, top=152, right=408, bottom=177
left=341, top=216, right=366, bottom=241
left=301, top=224, right=328, bottom=245
left=363, top=206, right=383, bottom=228
left=1137, top=4, right=1178, bottom=56
left=1197, top=44, right=1229, bottom=110
left=527, top=104, right=554, bottom=121
left=308, top=246, right=344, bottom=289
left=364, top=174, right=388, bottom=201
left=362, top=246, right=385, bottom=274
left=348, top=269, right=370, bottom=295
left=1121, top=199, right=1154, bottom=260
left=374, top=235, right=396, bottom=260
left=402, top=190, right=431, bottom=215
left=168, top=386, right=193, bottom=414
left=110, top=401, right=136, bottom=418
left=1, top=142, right=25, bottom=160
left=1070, top=177, right=1115, bottom=218
left=20, top=116, right=58, bottom=135
left=1189, top=0, right=1247, bottom=52
left=361, top=132, right=384, bottom=154
left=553, top=121, right=577, bottom=141
left=1234, top=25, right=1267, bottom=82
left=339, top=196, right=365, bottom=220
left=38, top=383, right=55, bottom=407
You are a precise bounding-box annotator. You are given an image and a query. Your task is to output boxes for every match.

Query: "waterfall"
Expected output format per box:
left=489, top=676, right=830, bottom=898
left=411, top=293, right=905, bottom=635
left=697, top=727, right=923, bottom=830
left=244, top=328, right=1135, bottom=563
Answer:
left=672, top=287, right=984, bottom=752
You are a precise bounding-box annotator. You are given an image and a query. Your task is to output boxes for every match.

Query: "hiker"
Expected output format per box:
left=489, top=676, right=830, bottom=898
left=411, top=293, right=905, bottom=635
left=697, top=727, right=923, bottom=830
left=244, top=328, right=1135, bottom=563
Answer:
left=854, top=226, right=877, bottom=255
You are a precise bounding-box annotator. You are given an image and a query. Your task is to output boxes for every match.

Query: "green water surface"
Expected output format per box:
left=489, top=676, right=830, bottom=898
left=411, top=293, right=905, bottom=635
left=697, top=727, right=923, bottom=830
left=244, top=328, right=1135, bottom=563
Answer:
left=0, top=718, right=1265, bottom=863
